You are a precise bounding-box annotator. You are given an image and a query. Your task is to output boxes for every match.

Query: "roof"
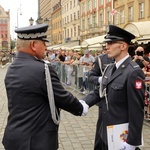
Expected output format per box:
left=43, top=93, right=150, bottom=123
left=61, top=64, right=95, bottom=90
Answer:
left=81, top=35, right=105, bottom=47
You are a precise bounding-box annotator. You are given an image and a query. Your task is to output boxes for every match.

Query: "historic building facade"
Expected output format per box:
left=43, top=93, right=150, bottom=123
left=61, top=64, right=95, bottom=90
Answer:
left=61, top=0, right=80, bottom=46
left=51, top=0, right=62, bottom=45
left=40, top=0, right=114, bottom=46
left=39, top=0, right=150, bottom=47
left=0, top=5, right=10, bottom=51
left=39, top=0, right=52, bottom=46
left=113, top=0, right=150, bottom=43
left=79, top=0, right=113, bottom=42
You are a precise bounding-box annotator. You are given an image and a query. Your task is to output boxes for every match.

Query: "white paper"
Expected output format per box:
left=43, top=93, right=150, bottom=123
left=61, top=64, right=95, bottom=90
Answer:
left=107, top=123, right=129, bottom=150
left=107, top=123, right=143, bottom=150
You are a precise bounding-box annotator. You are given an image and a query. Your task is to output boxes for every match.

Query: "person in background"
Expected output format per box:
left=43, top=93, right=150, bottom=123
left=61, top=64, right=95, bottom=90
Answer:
left=80, top=49, right=95, bottom=93
left=45, top=50, right=55, bottom=62
left=72, top=52, right=83, bottom=88
left=63, top=51, right=74, bottom=85
left=82, top=25, right=145, bottom=150
left=2, top=24, right=89, bottom=150
left=88, top=52, right=114, bottom=150
left=57, top=50, right=66, bottom=62
left=133, top=46, right=149, bottom=69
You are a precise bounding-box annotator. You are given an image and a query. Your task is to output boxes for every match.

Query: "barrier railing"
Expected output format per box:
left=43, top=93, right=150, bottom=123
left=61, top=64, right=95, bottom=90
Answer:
left=53, top=62, right=96, bottom=95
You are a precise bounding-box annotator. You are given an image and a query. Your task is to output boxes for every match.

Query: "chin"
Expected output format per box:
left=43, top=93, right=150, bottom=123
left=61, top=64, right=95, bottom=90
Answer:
left=107, top=53, right=112, bottom=58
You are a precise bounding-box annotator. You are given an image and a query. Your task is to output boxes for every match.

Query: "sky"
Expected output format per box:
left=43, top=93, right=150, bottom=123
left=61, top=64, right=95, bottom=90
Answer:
left=0, top=0, right=38, bottom=39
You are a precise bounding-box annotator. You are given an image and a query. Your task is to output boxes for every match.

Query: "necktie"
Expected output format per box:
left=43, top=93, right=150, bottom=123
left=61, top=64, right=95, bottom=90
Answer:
left=111, top=64, right=116, bottom=75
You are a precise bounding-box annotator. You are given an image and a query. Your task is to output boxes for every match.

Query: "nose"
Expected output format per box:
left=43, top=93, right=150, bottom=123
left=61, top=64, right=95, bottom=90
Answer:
left=105, top=44, right=109, bottom=50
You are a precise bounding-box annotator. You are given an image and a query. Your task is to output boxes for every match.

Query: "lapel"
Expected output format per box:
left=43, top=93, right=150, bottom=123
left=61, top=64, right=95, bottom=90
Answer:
left=107, top=57, right=132, bottom=84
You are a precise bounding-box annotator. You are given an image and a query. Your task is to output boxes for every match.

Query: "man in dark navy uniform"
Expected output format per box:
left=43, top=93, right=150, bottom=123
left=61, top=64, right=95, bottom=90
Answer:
left=2, top=24, right=89, bottom=150
left=82, top=25, right=145, bottom=150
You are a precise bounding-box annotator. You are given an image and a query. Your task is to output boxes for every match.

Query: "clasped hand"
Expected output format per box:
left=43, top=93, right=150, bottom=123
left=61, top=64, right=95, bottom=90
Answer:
left=79, top=100, right=89, bottom=116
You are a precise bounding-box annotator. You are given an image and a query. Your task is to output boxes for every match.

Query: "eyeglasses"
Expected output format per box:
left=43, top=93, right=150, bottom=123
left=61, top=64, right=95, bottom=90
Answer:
left=106, top=41, right=123, bottom=45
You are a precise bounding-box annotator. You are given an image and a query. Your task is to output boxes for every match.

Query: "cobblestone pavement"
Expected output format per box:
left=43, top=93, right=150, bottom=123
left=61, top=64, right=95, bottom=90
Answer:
left=0, top=65, right=150, bottom=150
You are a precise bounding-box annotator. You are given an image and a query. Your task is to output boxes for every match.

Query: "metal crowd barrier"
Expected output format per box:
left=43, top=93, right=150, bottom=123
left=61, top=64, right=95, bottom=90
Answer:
left=52, top=62, right=96, bottom=95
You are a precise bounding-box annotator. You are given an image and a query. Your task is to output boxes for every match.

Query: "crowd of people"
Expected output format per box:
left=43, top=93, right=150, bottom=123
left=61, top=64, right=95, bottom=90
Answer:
left=44, top=48, right=107, bottom=93
left=44, top=45, right=150, bottom=93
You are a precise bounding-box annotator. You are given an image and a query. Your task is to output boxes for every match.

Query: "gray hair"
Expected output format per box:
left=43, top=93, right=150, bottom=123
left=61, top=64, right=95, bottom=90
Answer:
left=17, top=39, right=33, bottom=51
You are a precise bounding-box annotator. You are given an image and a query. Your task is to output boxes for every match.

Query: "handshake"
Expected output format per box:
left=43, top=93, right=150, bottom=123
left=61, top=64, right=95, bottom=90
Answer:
left=79, top=100, right=89, bottom=116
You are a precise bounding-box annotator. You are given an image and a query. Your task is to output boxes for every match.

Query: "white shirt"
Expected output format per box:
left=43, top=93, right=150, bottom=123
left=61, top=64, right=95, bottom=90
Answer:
left=98, top=54, right=130, bottom=83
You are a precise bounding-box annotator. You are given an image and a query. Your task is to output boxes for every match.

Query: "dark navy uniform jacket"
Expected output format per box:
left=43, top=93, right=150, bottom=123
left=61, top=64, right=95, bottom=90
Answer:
left=83, top=57, right=145, bottom=146
left=2, top=52, right=83, bottom=150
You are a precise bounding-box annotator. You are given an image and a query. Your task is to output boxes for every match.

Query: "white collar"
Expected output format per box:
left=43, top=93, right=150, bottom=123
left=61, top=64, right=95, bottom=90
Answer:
left=115, top=54, right=129, bottom=69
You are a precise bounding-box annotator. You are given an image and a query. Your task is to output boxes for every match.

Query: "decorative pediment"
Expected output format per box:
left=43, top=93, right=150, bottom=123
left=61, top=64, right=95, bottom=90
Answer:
left=0, top=5, right=9, bottom=18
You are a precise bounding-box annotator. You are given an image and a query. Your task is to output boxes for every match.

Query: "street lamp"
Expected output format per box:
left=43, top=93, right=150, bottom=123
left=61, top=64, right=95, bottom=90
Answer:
left=44, top=18, right=49, bottom=24
left=29, top=17, right=49, bottom=25
left=29, top=17, right=34, bottom=26
left=17, top=7, right=22, bottom=28
left=36, top=16, right=43, bottom=24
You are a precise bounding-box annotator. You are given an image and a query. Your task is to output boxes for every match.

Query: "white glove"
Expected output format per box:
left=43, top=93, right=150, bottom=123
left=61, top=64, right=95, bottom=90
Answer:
left=79, top=100, right=89, bottom=116
left=120, top=142, right=136, bottom=150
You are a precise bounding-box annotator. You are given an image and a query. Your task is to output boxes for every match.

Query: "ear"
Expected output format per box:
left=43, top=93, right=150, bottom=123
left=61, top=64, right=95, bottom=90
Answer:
left=30, top=41, right=36, bottom=52
left=120, top=42, right=127, bottom=50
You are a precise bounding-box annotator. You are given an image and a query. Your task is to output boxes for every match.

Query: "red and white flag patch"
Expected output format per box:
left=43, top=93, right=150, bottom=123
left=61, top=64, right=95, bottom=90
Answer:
left=135, top=80, right=142, bottom=89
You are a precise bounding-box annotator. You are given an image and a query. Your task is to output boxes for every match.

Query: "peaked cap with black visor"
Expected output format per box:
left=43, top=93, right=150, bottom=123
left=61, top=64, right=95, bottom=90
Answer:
left=104, top=25, right=136, bottom=44
left=15, top=23, right=49, bottom=42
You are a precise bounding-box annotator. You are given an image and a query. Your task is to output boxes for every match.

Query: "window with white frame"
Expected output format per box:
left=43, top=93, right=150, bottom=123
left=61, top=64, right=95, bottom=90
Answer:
left=74, top=26, right=76, bottom=36
left=70, top=14, right=72, bottom=21
left=67, top=29, right=69, bottom=37
left=63, top=30, right=65, bottom=40
left=74, top=0, right=75, bottom=7
left=78, top=25, right=80, bottom=36
left=74, top=12, right=76, bottom=20
left=82, top=2, right=85, bottom=13
left=93, top=0, right=97, bottom=8
left=65, top=29, right=67, bottom=38
left=70, top=1, right=72, bottom=9
left=88, top=0, right=90, bottom=11
left=115, top=13, right=119, bottom=25
left=120, top=9, right=125, bottom=23
left=99, top=13, right=103, bottom=27
left=100, top=0, right=103, bottom=5
left=129, top=6, right=133, bottom=21
left=139, top=2, right=144, bottom=18
left=71, top=28, right=73, bottom=37
left=82, top=19, right=85, bottom=30
left=65, top=29, right=66, bottom=39
left=92, top=15, right=96, bottom=27
left=67, top=16, right=69, bottom=23
left=88, top=18, right=90, bottom=28
left=78, top=11, right=80, bottom=19
left=107, top=11, right=111, bottom=25
left=67, top=3, right=68, bottom=11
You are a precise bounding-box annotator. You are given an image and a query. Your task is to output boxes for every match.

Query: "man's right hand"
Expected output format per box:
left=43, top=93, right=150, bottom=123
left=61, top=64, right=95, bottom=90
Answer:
left=79, top=100, right=89, bottom=116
